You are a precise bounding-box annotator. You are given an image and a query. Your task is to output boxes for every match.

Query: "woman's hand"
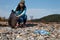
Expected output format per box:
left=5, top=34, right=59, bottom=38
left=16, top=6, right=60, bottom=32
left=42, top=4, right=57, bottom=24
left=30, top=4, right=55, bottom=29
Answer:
left=16, top=15, right=21, bottom=18
left=16, top=16, right=19, bottom=19
left=16, top=15, right=21, bottom=17
left=16, top=16, right=19, bottom=17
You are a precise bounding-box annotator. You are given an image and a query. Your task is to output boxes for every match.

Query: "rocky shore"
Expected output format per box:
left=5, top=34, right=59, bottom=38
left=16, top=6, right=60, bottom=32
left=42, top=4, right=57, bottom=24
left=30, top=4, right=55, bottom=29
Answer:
left=0, top=23, right=60, bottom=40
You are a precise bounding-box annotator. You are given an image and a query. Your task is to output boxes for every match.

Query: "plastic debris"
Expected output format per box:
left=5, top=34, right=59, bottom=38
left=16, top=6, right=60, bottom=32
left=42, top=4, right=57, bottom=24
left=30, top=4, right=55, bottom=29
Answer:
left=34, top=30, right=50, bottom=35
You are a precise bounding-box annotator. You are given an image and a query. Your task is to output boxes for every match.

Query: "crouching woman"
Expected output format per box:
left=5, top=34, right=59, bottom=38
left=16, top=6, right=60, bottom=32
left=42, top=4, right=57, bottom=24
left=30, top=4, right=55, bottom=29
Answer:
left=15, top=1, right=27, bottom=27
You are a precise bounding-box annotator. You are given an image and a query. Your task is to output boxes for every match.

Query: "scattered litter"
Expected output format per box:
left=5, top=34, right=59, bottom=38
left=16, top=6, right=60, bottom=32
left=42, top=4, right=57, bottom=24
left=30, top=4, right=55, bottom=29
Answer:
left=34, top=30, right=50, bottom=35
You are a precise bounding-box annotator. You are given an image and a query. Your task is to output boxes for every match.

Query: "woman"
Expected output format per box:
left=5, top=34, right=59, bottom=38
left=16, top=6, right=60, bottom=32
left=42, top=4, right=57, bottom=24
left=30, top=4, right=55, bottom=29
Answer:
left=15, top=1, right=27, bottom=27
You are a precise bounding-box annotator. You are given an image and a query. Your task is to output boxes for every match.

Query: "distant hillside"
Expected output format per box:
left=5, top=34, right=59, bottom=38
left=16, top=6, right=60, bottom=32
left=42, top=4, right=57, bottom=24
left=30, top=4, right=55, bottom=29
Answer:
left=31, top=14, right=60, bottom=22
left=1, top=14, right=60, bottom=22
left=0, top=17, right=8, bottom=22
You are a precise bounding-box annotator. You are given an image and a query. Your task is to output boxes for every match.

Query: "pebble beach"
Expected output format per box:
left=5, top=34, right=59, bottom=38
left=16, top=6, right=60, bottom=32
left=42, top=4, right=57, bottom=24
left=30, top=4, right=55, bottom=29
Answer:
left=0, top=22, right=60, bottom=40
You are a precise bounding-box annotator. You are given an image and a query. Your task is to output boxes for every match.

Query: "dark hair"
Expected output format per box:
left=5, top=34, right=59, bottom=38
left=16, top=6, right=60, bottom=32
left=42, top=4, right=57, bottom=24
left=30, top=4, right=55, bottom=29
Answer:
left=15, top=3, right=26, bottom=11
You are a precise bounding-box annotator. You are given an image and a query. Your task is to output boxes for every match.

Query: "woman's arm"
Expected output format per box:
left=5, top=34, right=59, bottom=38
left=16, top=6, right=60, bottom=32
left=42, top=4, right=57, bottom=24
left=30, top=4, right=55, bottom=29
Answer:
left=16, top=8, right=26, bottom=17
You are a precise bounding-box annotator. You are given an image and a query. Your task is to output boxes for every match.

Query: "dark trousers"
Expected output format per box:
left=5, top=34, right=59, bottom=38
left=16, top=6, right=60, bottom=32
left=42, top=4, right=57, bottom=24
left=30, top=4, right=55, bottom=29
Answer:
left=17, top=15, right=27, bottom=24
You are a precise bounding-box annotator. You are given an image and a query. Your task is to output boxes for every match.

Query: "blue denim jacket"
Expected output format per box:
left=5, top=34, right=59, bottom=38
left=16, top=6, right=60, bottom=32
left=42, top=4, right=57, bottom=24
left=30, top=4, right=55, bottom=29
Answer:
left=15, top=8, right=26, bottom=17
left=15, top=8, right=27, bottom=22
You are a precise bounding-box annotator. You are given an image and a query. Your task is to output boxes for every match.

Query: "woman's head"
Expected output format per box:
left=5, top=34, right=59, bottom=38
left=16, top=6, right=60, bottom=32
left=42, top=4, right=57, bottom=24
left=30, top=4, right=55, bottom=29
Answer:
left=16, top=0, right=26, bottom=11
left=19, top=1, right=25, bottom=8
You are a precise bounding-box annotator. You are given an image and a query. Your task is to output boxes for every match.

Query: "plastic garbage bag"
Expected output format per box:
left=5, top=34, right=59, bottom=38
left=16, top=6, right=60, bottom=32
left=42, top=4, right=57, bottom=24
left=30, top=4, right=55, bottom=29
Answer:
left=34, top=30, right=50, bottom=35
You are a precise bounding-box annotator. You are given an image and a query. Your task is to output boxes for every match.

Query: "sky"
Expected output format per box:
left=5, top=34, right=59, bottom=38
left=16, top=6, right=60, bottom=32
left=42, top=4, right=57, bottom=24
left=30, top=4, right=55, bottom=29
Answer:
left=0, top=0, right=60, bottom=20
